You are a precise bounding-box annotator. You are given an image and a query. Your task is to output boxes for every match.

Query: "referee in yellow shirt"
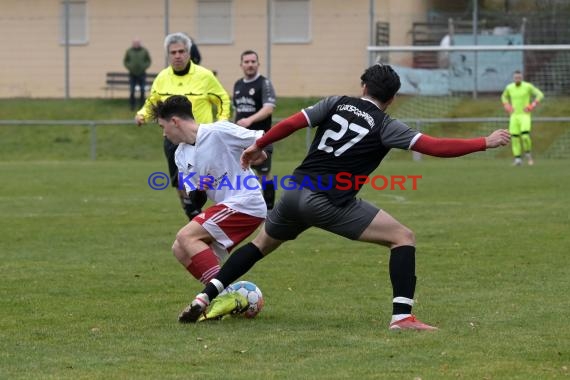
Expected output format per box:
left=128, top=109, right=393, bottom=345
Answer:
left=501, top=70, right=544, bottom=166
left=135, top=32, right=231, bottom=219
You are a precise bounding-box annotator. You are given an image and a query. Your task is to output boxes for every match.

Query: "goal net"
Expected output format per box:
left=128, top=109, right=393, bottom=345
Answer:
left=367, top=43, right=570, bottom=120
left=366, top=43, right=570, bottom=159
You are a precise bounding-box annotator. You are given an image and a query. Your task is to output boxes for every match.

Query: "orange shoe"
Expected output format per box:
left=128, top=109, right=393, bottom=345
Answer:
left=389, top=315, right=438, bottom=331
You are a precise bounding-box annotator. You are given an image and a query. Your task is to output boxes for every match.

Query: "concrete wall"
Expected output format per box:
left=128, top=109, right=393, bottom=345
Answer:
left=0, top=0, right=431, bottom=98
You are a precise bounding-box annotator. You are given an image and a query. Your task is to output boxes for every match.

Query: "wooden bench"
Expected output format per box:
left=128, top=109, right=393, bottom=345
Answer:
left=104, top=72, right=158, bottom=98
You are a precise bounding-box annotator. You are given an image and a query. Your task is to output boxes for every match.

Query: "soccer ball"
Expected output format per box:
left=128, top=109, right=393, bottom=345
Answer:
left=224, top=281, right=264, bottom=318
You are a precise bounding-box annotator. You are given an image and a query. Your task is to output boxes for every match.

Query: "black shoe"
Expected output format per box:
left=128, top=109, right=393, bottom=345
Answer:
left=178, top=303, right=205, bottom=323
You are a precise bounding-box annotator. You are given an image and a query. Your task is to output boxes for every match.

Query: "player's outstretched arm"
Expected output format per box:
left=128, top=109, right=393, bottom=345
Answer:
left=412, top=129, right=510, bottom=158
left=241, top=111, right=308, bottom=169
left=485, top=129, right=511, bottom=149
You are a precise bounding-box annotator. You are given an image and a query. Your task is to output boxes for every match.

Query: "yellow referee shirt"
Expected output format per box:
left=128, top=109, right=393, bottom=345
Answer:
left=137, top=64, right=231, bottom=124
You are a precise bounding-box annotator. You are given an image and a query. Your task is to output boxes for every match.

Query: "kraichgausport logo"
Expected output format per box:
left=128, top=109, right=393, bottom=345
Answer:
left=147, top=172, right=422, bottom=191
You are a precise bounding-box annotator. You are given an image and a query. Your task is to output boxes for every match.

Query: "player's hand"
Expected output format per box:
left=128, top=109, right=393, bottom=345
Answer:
left=241, top=144, right=264, bottom=169
left=485, top=129, right=510, bottom=148
left=503, top=103, right=514, bottom=114
left=524, top=100, right=539, bottom=113
left=134, top=114, right=145, bottom=127
left=237, top=118, right=252, bottom=128
left=250, top=150, right=268, bottom=166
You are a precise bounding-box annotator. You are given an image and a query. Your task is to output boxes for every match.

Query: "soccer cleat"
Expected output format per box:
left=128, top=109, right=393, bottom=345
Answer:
left=512, top=158, right=523, bottom=166
left=197, top=292, right=249, bottom=322
left=525, top=154, right=534, bottom=166
left=178, top=293, right=209, bottom=323
left=178, top=302, right=207, bottom=324
left=389, top=315, right=438, bottom=331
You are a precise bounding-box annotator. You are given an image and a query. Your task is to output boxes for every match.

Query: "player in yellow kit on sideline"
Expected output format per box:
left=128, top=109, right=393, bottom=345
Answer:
left=501, top=70, right=544, bottom=166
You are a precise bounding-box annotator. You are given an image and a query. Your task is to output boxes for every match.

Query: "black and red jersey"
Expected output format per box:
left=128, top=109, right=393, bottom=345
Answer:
left=294, top=96, right=420, bottom=205
left=233, top=74, right=276, bottom=132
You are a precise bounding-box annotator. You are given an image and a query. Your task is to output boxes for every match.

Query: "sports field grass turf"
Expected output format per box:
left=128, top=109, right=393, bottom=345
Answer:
left=1, top=157, right=568, bottom=379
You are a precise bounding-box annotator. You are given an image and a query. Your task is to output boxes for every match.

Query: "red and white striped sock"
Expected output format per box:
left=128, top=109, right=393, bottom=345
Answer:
left=186, top=248, right=220, bottom=285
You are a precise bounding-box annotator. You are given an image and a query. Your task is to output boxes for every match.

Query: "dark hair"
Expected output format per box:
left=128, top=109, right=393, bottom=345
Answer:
left=240, top=50, right=259, bottom=62
left=360, top=64, right=401, bottom=103
left=150, top=95, right=194, bottom=121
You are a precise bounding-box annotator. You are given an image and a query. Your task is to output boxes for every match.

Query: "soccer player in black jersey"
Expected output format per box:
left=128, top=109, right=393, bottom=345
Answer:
left=179, top=64, right=510, bottom=330
left=233, top=50, right=277, bottom=209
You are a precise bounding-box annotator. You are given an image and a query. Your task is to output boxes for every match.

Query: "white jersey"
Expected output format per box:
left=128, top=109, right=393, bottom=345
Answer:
left=175, top=121, right=267, bottom=219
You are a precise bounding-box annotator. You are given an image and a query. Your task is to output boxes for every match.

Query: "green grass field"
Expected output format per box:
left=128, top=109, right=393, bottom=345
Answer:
left=1, top=158, right=568, bottom=379
left=1, top=99, right=569, bottom=379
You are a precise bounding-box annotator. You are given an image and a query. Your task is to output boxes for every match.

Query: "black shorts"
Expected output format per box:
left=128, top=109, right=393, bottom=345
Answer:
left=163, top=137, right=179, bottom=188
left=264, top=185, right=380, bottom=241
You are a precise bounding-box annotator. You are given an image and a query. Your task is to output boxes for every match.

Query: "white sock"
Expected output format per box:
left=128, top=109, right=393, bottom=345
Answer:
left=210, top=278, right=225, bottom=293
left=391, top=314, right=412, bottom=324
left=193, top=293, right=210, bottom=308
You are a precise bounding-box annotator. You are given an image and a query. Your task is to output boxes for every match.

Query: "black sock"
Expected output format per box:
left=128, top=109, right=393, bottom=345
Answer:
left=263, top=182, right=275, bottom=210
left=202, top=242, right=265, bottom=301
left=389, top=245, right=416, bottom=315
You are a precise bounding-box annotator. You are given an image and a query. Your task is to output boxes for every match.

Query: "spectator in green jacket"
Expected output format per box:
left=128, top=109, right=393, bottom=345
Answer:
left=124, top=38, right=152, bottom=110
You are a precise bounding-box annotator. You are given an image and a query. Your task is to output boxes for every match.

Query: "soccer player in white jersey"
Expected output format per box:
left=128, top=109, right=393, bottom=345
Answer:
left=150, top=95, right=267, bottom=319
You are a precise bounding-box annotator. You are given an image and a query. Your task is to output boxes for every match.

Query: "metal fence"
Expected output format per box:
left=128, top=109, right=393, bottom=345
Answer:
left=0, top=119, right=132, bottom=161
left=1, top=117, right=569, bottom=160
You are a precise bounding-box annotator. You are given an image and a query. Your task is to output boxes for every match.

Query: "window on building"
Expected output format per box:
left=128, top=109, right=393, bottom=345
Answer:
left=59, top=0, right=88, bottom=45
left=197, top=0, right=233, bottom=44
left=273, top=0, right=311, bottom=43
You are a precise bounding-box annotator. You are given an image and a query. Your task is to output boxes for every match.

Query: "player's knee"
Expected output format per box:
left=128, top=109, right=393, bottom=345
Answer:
left=175, top=224, right=210, bottom=248
left=252, top=230, right=281, bottom=255
left=396, top=226, right=415, bottom=247
left=175, top=228, right=193, bottom=248
left=171, top=239, right=185, bottom=261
